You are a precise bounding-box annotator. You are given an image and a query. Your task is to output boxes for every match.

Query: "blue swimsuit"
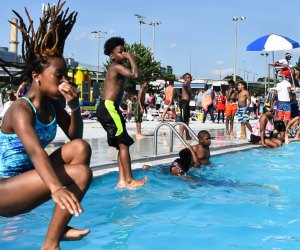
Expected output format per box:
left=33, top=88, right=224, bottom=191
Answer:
left=0, top=97, right=57, bottom=178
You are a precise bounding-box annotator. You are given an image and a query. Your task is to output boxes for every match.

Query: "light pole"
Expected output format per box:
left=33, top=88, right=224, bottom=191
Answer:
left=188, top=54, right=191, bottom=74
left=253, top=73, right=258, bottom=83
left=261, top=52, right=269, bottom=97
left=233, top=16, right=246, bottom=82
left=149, top=21, right=162, bottom=59
left=218, top=68, right=222, bottom=80
left=134, top=14, right=146, bottom=44
left=91, top=31, right=107, bottom=83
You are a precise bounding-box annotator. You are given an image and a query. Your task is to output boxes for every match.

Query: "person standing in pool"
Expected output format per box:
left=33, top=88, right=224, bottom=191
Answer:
left=188, top=130, right=211, bottom=167
left=0, top=2, right=93, bottom=249
left=96, top=37, right=147, bottom=189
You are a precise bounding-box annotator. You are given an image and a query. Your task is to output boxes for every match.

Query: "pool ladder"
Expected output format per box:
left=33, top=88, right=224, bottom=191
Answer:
left=154, top=122, right=198, bottom=155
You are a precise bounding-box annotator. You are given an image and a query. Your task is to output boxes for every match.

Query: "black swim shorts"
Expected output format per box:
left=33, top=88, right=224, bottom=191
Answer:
left=179, top=99, right=190, bottom=123
left=96, top=100, right=134, bottom=149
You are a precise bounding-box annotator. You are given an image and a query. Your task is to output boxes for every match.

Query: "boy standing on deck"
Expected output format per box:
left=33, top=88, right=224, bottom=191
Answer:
left=96, top=37, right=147, bottom=189
left=237, top=81, right=252, bottom=139
left=135, top=80, right=149, bottom=138
left=225, top=79, right=238, bottom=137
left=179, top=73, right=192, bottom=140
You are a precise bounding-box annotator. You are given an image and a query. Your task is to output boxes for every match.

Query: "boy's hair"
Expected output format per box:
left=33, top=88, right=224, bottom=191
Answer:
left=182, top=72, right=192, bottom=79
left=104, top=37, right=125, bottom=56
left=198, top=130, right=210, bottom=140
left=239, top=81, right=248, bottom=90
left=11, top=1, right=77, bottom=81
left=228, top=79, right=235, bottom=85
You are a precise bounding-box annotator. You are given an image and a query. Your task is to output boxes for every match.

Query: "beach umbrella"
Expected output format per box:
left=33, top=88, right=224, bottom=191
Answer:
left=246, top=33, right=299, bottom=52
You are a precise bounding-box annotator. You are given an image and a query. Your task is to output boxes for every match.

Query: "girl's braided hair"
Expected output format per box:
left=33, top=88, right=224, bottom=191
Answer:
left=9, top=0, right=77, bottom=81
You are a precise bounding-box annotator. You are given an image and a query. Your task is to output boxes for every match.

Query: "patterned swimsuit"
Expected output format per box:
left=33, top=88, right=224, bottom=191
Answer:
left=0, top=97, right=57, bottom=178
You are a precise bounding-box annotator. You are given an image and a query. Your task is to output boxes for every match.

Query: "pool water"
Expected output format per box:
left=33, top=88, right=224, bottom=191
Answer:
left=2, top=143, right=300, bottom=249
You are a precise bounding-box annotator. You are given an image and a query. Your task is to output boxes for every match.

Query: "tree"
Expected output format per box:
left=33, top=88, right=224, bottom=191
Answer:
left=103, top=42, right=163, bottom=94
left=223, top=75, right=243, bottom=82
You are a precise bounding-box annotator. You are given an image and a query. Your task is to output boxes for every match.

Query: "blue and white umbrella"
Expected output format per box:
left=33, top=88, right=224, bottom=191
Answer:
left=246, top=33, right=299, bottom=51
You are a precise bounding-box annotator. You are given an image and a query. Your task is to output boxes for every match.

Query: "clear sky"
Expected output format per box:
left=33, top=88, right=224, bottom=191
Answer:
left=1, top=0, right=300, bottom=81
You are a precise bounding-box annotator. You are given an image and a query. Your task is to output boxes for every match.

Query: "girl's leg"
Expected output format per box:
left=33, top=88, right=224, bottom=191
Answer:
left=0, top=139, right=92, bottom=249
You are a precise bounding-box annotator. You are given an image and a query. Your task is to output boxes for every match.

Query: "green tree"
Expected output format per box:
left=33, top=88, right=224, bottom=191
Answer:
left=103, top=42, right=163, bottom=94
left=223, top=75, right=243, bottom=82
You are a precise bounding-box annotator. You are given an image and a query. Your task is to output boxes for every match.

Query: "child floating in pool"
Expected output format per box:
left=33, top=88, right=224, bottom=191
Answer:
left=188, top=130, right=211, bottom=167
left=144, top=148, right=193, bottom=176
left=95, top=37, right=147, bottom=189
left=0, top=2, right=92, bottom=249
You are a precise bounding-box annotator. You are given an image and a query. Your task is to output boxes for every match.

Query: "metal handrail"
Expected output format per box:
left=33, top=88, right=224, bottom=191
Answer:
left=154, top=122, right=188, bottom=155
left=173, top=122, right=198, bottom=141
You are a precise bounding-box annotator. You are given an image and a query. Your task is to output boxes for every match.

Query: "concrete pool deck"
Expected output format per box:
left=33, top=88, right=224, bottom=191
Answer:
left=0, top=103, right=260, bottom=177
left=48, top=118, right=261, bottom=177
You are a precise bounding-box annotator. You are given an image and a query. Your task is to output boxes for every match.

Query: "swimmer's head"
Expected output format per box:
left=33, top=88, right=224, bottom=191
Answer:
left=169, top=160, right=185, bottom=176
left=170, top=148, right=193, bottom=175
left=197, top=130, right=211, bottom=146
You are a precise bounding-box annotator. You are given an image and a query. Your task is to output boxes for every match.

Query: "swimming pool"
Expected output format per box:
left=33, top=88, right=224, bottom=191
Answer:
left=1, top=143, right=300, bottom=249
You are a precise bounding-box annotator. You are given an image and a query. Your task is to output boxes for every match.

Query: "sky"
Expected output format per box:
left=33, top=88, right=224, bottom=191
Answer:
left=1, top=0, right=300, bottom=81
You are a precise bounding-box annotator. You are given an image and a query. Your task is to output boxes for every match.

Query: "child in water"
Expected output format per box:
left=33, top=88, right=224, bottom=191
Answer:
left=189, top=130, right=211, bottom=167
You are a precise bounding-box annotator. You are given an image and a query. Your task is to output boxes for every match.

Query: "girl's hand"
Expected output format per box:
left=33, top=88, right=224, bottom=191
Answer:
left=58, top=82, right=80, bottom=107
left=51, top=187, right=83, bottom=217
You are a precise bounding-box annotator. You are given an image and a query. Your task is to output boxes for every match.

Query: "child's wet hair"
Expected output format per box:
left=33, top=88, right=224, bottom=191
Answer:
left=104, top=37, right=125, bottom=56
left=198, top=130, right=210, bottom=140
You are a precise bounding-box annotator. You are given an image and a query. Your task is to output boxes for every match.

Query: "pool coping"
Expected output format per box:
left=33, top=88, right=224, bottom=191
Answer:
left=91, top=142, right=262, bottom=177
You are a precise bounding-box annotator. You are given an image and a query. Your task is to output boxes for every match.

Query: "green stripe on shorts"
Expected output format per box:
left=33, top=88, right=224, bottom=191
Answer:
left=104, top=100, right=123, bottom=136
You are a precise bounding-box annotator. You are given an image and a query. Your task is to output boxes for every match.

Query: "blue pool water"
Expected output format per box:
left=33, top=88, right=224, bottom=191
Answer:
left=2, top=143, right=300, bottom=249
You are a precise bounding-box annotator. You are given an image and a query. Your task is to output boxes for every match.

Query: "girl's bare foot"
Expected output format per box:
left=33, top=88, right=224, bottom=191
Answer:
left=62, top=226, right=90, bottom=241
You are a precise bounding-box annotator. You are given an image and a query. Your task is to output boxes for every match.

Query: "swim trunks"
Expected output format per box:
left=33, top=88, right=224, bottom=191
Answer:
left=0, top=97, right=57, bottom=178
left=179, top=99, right=190, bottom=123
left=237, top=106, right=250, bottom=123
left=96, top=100, right=134, bottom=149
left=277, top=101, right=291, bottom=121
left=225, top=102, right=237, bottom=117
left=134, top=103, right=144, bottom=123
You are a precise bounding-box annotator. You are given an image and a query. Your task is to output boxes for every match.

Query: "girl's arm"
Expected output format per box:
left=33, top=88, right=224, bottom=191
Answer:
left=7, top=101, right=82, bottom=215
left=56, top=82, right=83, bottom=139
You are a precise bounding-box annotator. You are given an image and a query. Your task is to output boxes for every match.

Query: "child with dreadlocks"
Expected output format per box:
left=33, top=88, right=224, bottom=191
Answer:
left=96, top=37, right=147, bottom=189
left=0, top=1, right=92, bottom=249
